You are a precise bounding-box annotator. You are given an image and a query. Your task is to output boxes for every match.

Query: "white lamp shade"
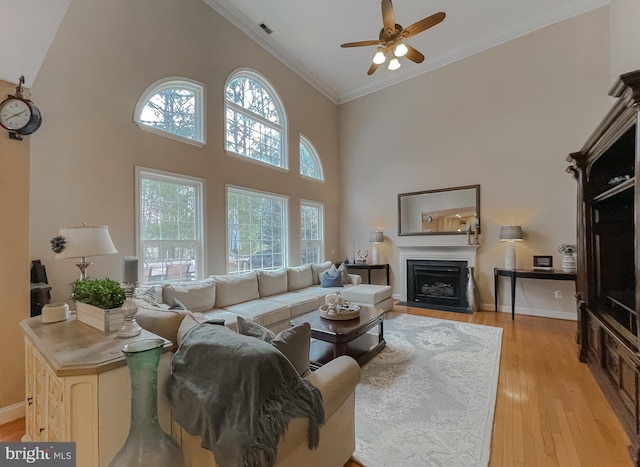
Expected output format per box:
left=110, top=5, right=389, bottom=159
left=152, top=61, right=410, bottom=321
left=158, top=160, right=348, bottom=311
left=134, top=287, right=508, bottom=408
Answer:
left=388, top=58, right=401, bottom=70
left=499, top=225, right=523, bottom=241
left=369, top=231, right=384, bottom=243
left=55, top=225, right=118, bottom=259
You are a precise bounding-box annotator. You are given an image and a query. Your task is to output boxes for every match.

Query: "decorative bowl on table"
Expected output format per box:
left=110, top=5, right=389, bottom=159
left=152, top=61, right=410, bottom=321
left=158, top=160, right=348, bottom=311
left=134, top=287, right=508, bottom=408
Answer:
left=319, top=304, right=361, bottom=320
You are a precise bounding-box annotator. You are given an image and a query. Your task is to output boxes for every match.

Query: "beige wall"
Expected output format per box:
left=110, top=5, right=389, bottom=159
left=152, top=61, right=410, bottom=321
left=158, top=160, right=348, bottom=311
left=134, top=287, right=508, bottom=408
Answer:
left=338, top=8, right=612, bottom=319
left=0, top=80, right=30, bottom=410
left=610, top=0, right=640, bottom=80
left=29, top=0, right=340, bottom=305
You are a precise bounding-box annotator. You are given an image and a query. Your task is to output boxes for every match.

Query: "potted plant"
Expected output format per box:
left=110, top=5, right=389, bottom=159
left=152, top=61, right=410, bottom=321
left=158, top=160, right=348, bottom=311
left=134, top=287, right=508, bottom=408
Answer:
left=72, top=278, right=126, bottom=331
left=558, top=244, right=577, bottom=273
left=71, top=278, right=125, bottom=309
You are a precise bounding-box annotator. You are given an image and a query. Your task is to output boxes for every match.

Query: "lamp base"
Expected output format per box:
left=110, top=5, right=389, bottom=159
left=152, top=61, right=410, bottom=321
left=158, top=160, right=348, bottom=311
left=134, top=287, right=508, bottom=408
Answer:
left=504, top=242, right=516, bottom=270
left=372, top=243, right=380, bottom=265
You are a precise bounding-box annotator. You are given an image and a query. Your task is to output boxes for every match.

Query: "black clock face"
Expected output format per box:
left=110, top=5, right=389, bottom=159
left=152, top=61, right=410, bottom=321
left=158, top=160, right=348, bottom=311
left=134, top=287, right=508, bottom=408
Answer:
left=0, top=97, right=42, bottom=135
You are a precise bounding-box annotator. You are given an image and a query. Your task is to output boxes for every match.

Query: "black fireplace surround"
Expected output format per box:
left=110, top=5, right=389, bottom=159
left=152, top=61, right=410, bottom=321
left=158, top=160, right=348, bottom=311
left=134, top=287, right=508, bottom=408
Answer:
left=406, top=259, right=471, bottom=313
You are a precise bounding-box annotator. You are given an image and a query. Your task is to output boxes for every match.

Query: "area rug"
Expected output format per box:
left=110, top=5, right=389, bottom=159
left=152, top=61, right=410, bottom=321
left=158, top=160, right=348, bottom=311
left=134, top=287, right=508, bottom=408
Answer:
left=353, top=312, right=502, bottom=467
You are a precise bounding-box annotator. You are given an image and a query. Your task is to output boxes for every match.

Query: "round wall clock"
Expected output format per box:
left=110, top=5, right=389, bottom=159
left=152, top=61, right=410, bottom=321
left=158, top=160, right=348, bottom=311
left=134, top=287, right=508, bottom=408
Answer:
left=0, top=76, right=42, bottom=136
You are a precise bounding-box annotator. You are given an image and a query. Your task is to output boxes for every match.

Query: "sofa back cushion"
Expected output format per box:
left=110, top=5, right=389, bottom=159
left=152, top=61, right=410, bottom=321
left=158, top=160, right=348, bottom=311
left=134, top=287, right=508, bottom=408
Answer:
left=257, top=268, right=288, bottom=297
left=287, top=264, right=313, bottom=291
left=163, top=281, right=216, bottom=312
left=311, top=261, right=333, bottom=285
left=212, top=272, right=260, bottom=308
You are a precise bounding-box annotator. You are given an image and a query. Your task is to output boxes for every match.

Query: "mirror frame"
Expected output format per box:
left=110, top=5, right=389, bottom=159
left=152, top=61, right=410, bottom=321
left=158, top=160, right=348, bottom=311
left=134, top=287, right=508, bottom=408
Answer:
left=397, top=184, right=480, bottom=236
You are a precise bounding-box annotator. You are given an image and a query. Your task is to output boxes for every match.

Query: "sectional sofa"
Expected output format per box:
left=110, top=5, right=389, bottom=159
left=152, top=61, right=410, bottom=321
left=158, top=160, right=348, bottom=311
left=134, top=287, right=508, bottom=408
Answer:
left=132, top=261, right=393, bottom=467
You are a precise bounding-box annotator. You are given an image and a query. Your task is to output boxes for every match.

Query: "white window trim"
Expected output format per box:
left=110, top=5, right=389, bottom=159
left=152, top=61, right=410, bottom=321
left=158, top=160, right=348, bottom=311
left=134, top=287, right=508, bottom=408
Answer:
left=226, top=184, right=290, bottom=273
left=299, top=133, right=324, bottom=182
left=224, top=68, right=288, bottom=170
left=135, top=166, right=206, bottom=282
left=134, top=77, right=206, bottom=147
left=300, top=199, right=325, bottom=264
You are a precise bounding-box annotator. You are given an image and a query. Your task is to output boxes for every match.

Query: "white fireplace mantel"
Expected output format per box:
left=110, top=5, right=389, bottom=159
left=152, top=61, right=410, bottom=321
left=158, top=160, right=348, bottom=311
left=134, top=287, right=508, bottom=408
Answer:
left=398, top=245, right=480, bottom=301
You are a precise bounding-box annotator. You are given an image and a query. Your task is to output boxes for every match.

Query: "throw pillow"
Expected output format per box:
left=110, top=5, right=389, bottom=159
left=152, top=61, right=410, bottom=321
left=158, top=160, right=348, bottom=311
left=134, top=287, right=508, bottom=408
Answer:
left=135, top=285, right=162, bottom=306
left=337, top=262, right=350, bottom=284
left=237, top=316, right=311, bottom=377
left=311, top=261, right=333, bottom=285
left=320, top=269, right=343, bottom=288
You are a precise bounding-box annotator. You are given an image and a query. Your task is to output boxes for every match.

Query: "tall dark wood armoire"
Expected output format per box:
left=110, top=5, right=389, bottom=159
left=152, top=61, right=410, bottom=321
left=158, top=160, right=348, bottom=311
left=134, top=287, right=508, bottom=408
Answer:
left=567, top=70, right=640, bottom=465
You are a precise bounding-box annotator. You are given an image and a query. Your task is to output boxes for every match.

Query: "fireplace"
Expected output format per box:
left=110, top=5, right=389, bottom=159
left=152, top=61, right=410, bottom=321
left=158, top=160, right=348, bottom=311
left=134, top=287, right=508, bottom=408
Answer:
left=407, top=259, right=471, bottom=313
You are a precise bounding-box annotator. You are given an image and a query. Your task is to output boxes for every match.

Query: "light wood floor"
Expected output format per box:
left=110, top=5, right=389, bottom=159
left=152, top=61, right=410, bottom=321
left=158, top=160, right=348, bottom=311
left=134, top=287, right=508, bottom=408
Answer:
left=1, top=305, right=633, bottom=466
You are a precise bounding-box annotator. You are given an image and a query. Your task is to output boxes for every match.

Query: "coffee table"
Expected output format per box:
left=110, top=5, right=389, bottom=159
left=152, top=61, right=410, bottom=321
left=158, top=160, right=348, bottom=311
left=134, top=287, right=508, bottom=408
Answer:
left=291, top=304, right=387, bottom=369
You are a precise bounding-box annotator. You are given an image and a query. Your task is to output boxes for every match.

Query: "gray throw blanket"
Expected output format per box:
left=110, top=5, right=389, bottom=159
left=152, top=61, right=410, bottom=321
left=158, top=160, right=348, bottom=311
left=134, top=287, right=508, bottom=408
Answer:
left=167, top=322, right=325, bottom=467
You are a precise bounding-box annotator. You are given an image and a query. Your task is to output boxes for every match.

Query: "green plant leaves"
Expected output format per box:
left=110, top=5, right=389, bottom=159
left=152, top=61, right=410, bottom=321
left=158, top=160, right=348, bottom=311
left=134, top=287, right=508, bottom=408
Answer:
left=71, top=278, right=126, bottom=309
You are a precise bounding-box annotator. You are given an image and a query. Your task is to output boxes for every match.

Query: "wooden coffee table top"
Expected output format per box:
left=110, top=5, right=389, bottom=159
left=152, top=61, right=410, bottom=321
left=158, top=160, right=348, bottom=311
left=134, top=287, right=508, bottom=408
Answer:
left=292, top=305, right=386, bottom=343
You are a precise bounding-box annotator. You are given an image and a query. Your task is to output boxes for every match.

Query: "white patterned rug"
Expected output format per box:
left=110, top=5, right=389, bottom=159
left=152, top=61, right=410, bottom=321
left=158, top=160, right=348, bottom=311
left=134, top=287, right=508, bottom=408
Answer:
left=353, top=312, right=502, bottom=467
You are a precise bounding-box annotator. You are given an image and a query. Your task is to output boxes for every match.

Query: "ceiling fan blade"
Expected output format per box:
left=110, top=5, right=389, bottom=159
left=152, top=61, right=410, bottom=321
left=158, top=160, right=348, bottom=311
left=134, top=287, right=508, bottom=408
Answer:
left=381, top=0, right=395, bottom=34
left=367, top=62, right=379, bottom=75
left=405, top=45, right=425, bottom=63
left=403, top=11, right=446, bottom=38
left=341, top=40, right=382, bottom=48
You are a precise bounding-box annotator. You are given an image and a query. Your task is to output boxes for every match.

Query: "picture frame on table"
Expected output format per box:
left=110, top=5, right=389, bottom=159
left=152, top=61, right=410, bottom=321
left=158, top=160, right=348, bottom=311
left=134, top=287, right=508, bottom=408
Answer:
left=533, top=255, right=554, bottom=270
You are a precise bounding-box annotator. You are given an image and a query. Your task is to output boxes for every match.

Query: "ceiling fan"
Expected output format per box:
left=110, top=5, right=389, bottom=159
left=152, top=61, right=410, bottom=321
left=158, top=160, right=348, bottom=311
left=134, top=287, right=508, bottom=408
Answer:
left=340, top=0, right=445, bottom=75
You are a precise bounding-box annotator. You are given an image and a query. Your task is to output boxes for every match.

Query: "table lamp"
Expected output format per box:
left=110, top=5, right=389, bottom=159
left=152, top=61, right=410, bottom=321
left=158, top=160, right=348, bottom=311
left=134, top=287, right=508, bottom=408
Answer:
left=499, top=225, right=523, bottom=270
left=369, top=231, right=383, bottom=264
left=55, top=223, right=118, bottom=279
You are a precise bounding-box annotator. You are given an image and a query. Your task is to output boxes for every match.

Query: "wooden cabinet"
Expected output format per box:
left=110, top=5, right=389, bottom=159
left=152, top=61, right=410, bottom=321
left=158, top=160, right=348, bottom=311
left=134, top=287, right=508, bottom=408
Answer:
left=21, top=317, right=172, bottom=467
left=567, top=70, right=640, bottom=465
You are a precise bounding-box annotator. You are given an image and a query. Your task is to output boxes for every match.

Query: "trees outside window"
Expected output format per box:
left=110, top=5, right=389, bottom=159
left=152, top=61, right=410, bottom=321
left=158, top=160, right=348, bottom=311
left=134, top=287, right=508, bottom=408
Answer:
left=301, top=201, right=324, bottom=264
left=227, top=186, right=288, bottom=274
left=134, top=78, right=205, bottom=146
left=300, top=134, right=324, bottom=181
left=225, top=70, right=287, bottom=169
left=137, top=168, right=204, bottom=283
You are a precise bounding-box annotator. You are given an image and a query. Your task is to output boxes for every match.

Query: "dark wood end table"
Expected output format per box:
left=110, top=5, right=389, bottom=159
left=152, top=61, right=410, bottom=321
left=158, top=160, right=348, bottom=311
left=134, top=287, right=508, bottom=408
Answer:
left=291, top=305, right=387, bottom=369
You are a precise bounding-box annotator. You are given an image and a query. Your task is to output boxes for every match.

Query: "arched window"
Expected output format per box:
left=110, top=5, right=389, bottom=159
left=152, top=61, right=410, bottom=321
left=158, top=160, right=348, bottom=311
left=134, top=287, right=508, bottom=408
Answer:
left=134, top=78, right=205, bottom=146
left=225, top=70, right=287, bottom=169
left=299, top=134, right=324, bottom=181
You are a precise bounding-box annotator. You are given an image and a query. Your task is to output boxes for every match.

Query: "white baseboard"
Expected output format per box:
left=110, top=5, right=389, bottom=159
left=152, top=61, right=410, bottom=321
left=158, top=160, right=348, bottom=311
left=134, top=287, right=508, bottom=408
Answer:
left=0, top=401, right=25, bottom=425
left=490, top=303, right=577, bottom=321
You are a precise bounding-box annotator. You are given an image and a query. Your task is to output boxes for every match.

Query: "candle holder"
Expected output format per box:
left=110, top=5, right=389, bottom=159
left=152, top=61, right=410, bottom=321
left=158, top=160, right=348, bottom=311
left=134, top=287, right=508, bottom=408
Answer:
left=117, top=282, right=142, bottom=338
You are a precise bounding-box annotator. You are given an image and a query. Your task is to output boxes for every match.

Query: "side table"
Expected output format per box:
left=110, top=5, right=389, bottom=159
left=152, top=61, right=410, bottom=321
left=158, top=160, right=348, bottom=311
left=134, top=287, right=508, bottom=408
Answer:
left=344, top=263, right=390, bottom=285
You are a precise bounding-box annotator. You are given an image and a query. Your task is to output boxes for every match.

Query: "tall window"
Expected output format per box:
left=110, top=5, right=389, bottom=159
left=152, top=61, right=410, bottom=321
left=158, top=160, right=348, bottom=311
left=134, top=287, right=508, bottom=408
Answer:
left=227, top=186, right=288, bottom=274
left=136, top=168, right=204, bottom=283
left=299, top=134, right=324, bottom=181
left=300, top=201, right=324, bottom=264
left=134, top=78, right=205, bottom=146
left=225, top=70, right=287, bottom=169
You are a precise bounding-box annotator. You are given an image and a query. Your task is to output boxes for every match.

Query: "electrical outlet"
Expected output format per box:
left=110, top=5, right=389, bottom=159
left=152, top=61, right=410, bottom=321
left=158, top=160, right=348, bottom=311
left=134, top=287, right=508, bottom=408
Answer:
left=555, top=290, right=563, bottom=299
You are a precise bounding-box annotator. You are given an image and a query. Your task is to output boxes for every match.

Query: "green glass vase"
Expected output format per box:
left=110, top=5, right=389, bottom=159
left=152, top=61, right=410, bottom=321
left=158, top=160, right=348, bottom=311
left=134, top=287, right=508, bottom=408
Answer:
left=109, top=338, right=185, bottom=467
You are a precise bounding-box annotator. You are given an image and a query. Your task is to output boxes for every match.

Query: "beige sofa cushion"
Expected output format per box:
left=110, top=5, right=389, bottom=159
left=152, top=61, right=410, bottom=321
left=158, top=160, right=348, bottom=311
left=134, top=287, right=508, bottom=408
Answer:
left=288, top=264, right=313, bottom=291
left=212, top=272, right=259, bottom=308
left=258, top=268, right=288, bottom=297
left=162, top=281, right=216, bottom=312
left=311, top=261, right=333, bottom=285
left=135, top=303, right=188, bottom=351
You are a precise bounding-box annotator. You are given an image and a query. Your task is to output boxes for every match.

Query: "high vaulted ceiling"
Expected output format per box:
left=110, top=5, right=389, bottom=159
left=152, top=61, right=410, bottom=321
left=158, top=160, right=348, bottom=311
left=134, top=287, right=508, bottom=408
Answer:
left=0, top=0, right=608, bottom=102
left=205, top=0, right=608, bottom=103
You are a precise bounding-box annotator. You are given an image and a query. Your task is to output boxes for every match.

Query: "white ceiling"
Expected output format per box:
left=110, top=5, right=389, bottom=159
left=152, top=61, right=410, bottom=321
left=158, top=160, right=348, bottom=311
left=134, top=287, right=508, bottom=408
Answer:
left=205, top=0, right=609, bottom=103
left=0, top=0, right=608, bottom=102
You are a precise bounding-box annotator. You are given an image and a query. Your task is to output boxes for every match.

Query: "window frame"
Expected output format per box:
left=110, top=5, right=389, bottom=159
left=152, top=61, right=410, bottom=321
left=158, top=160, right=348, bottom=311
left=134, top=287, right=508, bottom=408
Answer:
left=224, top=69, right=288, bottom=171
left=300, top=199, right=325, bottom=265
left=135, top=166, right=206, bottom=284
left=299, top=134, right=324, bottom=182
left=134, top=77, right=206, bottom=147
left=226, top=184, right=289, bottom=275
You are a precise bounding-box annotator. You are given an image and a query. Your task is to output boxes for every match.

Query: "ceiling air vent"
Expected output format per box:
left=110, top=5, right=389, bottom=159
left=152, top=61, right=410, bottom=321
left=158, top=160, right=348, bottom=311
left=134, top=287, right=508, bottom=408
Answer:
left=259, top=23, right=273, bottom=34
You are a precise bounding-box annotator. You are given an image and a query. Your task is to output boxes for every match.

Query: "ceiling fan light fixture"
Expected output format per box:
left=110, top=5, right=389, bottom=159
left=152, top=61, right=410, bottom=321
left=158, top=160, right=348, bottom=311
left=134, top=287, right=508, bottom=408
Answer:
left=373, top=48, right=386, bottom=65
left=388, top=57, right=401, bottom=71
left=394, top=42, right=408, bottom=57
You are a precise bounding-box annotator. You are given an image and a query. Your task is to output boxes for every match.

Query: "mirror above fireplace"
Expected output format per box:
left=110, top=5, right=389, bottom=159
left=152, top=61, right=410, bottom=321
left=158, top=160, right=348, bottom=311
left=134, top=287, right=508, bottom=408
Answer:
left=398, top=184, right=480, bottom=236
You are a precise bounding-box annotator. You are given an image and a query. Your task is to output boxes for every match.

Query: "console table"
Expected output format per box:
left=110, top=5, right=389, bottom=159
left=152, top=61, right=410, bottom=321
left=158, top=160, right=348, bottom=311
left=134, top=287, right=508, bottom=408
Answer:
left=345, top=263, right=390, bottom=285
left=494, top=268, right=576, bottom=320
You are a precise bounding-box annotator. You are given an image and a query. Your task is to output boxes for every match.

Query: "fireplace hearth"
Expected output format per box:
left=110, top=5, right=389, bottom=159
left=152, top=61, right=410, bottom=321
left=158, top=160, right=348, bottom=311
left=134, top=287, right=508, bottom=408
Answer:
left=406, top=259, right=471, bottom=313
